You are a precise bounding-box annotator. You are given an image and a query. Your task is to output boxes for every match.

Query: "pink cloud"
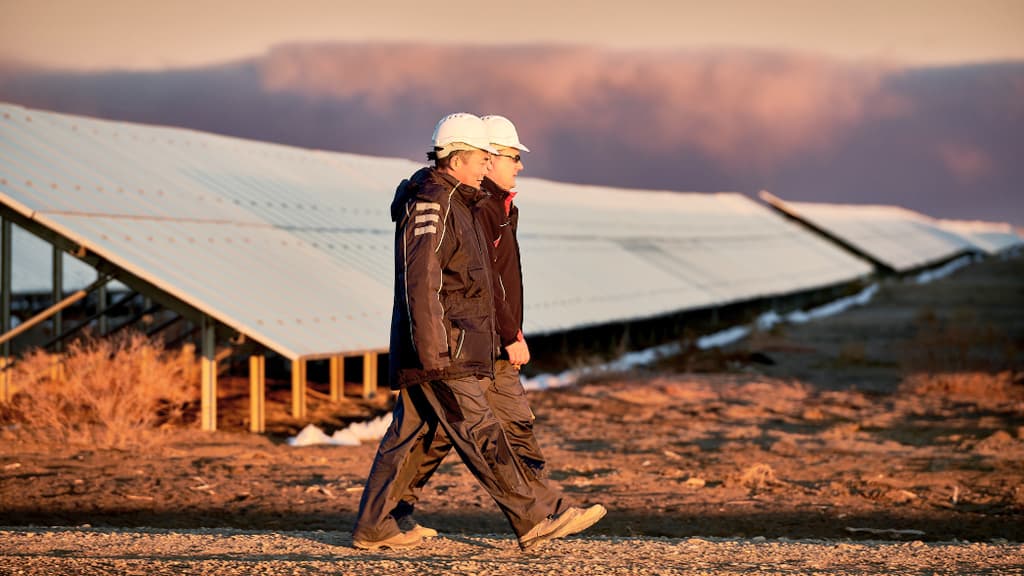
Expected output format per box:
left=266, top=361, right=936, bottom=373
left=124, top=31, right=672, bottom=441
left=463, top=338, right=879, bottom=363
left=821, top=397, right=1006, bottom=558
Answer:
left=258, top=45, right=895, bottom=173
left=937, top=142, right=994, bottom=183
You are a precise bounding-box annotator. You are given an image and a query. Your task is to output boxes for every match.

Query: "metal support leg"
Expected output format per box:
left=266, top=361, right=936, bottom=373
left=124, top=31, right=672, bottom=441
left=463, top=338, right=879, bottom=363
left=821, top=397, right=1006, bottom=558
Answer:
left=249, top=354, right=265, bottom=433
left=97, top=282, right=108, bottom=335
left=291, top=358, right=306, bottom=420
left=330, top=355, right=344, bottom=401
left=362, top=352, right=377, bottom=398
left=52, top=246, right=63, bottom=349
left=1, top=218, right=10, bottom=403
left=200, top=316, right=217, bottom=431
left=51, top=246, right=63, bottom=382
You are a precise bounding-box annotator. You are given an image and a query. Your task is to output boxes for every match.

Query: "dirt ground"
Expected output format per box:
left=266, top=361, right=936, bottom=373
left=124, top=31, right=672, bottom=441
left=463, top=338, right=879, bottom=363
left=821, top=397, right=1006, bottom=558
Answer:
left=1, top=255, right=1022, bottom=574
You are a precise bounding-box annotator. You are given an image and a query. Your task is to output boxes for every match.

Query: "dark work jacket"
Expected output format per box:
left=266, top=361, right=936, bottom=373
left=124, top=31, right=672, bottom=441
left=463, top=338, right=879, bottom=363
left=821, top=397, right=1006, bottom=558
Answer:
left=388, top=167, right=497, bottom=389
left=478, top=177, right=524, bottom=348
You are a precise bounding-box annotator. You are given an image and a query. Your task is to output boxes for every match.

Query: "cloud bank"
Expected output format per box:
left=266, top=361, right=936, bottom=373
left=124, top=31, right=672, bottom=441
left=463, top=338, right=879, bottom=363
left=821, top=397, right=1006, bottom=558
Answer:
left=0, top=44, right=1021, bottom=225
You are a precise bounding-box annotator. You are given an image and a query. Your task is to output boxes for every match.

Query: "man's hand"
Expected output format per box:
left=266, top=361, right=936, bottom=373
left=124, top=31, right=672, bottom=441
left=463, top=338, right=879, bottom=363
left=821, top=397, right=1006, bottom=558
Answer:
left=505, top=340, right=530, bottom=367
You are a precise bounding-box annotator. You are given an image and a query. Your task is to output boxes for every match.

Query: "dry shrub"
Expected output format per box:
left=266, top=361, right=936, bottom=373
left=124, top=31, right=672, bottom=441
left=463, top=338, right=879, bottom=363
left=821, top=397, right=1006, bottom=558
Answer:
left=2, top=332, right=199, bottom=448
left=731, top=463, right=780, bottom=490
left=899, top=371, right=1024, bottom=404
left=901, top=307, right=1019, bottom=375
left=972, top=430, right=1018, bottom=455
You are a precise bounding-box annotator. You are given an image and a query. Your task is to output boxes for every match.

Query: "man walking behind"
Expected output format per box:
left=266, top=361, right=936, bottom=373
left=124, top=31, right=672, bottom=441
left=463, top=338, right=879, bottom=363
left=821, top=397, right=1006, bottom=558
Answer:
left=477, top=114, right=548, bottom=475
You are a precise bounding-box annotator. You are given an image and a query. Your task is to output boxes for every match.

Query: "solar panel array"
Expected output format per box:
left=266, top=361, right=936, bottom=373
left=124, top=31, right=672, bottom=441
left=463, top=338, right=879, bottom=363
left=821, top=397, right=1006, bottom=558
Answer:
left=759, top=192, right=981, bottom=272
left=935, top=219, right=1023, bottom=255
left=2, top=103, right=873, bottom=359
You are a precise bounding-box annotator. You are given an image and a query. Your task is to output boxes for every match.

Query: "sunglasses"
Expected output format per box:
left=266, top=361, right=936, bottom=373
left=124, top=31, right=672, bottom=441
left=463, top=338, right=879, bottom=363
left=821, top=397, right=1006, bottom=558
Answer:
left=495, top=153, right=522, bottom=163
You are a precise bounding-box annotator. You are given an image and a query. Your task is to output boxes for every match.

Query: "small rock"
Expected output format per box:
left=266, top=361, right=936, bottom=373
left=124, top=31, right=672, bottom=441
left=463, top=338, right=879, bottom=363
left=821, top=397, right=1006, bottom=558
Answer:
left=684, top=477, right=706, bottom=488
left=886, top=489, right=918, bottom=504
left=801, top=407, right=825, bottom=421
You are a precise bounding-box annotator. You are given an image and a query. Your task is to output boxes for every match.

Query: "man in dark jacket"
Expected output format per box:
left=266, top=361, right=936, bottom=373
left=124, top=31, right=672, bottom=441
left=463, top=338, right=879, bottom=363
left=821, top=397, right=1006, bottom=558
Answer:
left=351, top=113, right=603, bottom=551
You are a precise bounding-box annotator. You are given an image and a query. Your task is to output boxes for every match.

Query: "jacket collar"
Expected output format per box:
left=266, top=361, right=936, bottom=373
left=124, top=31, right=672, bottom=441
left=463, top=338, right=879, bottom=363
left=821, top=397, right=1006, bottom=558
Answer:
left=482, top=177, right=516, bottom=215
left=434, top=169, right=486, bottom=206
left=481, top=177, right=510, bottom=200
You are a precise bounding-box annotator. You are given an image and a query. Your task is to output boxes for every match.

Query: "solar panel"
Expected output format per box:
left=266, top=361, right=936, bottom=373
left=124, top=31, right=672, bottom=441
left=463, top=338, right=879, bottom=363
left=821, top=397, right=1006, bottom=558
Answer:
left=935, top=219, right=1023, bottom=255
left=759, top=191, right=981, bottom=272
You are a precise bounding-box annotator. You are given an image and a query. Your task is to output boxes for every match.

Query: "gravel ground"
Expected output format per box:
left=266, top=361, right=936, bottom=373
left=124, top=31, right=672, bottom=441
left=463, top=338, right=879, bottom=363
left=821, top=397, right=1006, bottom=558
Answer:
left=1, top=526, right=1022, bottom=575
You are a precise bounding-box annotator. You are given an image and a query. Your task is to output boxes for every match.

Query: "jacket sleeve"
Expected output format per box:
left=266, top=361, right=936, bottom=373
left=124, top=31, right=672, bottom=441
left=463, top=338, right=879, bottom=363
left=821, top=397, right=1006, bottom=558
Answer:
left=400, top=194, right=450, bottom=371
left=476, top=196, right=520, bottom=347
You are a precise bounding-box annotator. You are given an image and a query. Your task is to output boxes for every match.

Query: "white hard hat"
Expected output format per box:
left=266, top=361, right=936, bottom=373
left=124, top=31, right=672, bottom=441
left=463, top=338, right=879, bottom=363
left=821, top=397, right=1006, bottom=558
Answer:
left=431, top=113, right=499, bottom=158
left=481, top=115, right=530, bottom=152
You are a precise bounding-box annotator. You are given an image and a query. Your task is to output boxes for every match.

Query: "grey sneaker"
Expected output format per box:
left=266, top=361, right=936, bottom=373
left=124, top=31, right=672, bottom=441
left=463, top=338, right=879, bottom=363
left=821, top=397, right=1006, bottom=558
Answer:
left=518, top=504, right=607, bottom=551
left=352, top=530, right=423, bottom=550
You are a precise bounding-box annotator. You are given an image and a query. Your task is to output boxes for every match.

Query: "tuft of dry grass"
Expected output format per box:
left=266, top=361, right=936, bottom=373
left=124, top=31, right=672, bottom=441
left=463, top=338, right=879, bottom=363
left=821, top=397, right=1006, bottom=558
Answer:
left=730, top=463, right=781, bottom=490
left=0, top=332, right=199, bottom=448
left=899, top=371, right=1024, bottom=404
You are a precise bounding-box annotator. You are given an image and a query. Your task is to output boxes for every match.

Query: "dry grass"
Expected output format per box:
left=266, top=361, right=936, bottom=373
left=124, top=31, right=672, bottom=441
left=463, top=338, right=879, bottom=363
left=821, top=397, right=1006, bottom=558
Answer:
left=732, top=463, right=781, bottom=490
left=1, top=333, right=199, bottom=448
left=901, top=307, right=1019, bottom=375
left=899, top=371, right=1024, bottom=404
left=898, top=306, right=1023, bottom=406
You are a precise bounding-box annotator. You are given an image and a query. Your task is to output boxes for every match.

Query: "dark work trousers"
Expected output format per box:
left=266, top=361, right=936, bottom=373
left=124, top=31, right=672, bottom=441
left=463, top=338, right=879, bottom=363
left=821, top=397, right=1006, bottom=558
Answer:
left=352, top=375, right=558, bottom=542
left=489, top=359, right=549, bottom=474
left=393, top=360, right=561, bottom=523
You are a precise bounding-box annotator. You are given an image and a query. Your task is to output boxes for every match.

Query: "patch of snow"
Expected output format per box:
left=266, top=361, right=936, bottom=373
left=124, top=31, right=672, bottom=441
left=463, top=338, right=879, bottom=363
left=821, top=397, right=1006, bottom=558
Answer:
left=915, top=255, right=974, bottom=284
left=286, top=413, right=392, bottom=447
left=344, top=413, right=393, bottom=442
left=696, top=326, right=750, bottom=350
left=785, top=283, right=878, bottom=324
left=287, top=424, right=336, bottom=447
left=756, top=311, right=784, bottom=331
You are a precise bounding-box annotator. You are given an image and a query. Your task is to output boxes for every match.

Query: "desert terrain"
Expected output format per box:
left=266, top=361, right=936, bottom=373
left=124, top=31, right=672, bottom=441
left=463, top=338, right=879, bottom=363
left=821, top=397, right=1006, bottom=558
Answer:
left=1, top=254, right=1022, bottom=575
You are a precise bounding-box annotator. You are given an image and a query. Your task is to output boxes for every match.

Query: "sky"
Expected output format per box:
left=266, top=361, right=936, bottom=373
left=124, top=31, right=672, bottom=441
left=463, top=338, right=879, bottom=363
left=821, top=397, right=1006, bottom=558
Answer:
left=2, top=0, right=1024, bottom=70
